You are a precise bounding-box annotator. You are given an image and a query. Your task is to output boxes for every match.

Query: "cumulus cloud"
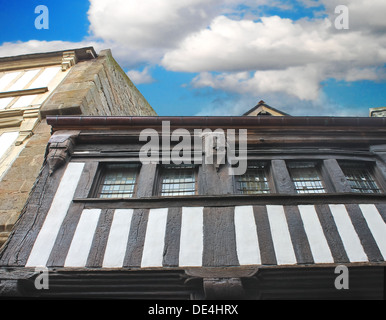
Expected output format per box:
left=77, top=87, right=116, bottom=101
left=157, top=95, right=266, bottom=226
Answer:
left=0, top=40, right=102, bottom=58
left=192, top=64, right=324, bottom=101
left=0, top=0, right=385, bottom=114
left=161, top=1, right=386, bottom=102
left=127, top=66, right=155, bottom=85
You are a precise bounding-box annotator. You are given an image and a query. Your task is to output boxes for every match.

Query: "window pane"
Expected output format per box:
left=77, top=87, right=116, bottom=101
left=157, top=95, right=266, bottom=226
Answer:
left=237, top=162, right=270, bottom=194
left=98, top=164, right=139, bottom=199
left=339, top=161, right=381, bottom=194
left=160, top=165, right=196, bottom=196
left=288, top=162, right=326, bottom=194
left=8, top=69, right=40, bottom=91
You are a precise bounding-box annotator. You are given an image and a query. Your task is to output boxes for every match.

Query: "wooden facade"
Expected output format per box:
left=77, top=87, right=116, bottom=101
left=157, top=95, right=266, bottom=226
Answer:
left=0, top=115, right=385, bottom=299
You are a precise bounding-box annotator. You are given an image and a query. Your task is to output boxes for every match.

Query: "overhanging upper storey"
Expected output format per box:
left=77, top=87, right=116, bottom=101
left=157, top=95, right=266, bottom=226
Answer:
left=0, top=114, right=385, bottom=299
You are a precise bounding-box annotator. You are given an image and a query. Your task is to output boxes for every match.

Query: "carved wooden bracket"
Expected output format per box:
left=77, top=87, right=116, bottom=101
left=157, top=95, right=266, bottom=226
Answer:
left=201, top=131, right=228, bottom=170
left=47, top=131, right=80, bottom=175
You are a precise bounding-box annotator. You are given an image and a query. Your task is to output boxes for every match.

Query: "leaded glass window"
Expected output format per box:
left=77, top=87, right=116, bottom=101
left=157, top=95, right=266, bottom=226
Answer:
left=287, top=161, right=326, bottom=194
left=159, top=165, right=196, bottom=196
left=339, top=161, right=381, bottom=194
left=237, top=162, right=270, bottom=194
left=97, top=164, right=139, bottom=198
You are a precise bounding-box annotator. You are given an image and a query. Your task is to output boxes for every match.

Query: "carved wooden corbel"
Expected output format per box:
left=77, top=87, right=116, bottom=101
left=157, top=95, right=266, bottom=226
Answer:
left=201, top=131, right=227, bottom=170
left=47, top=131, right=80, bottom=175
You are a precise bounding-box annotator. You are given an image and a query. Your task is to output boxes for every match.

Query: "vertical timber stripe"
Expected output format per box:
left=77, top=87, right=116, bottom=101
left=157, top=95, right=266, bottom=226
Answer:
left=329, top=204, right=368, bottom=262
left=314, top=205, right=349, bottom=263
left=203, top=207, right=239, bottom=267
left=375, top=204, right=386, bottom=223
left=102, top=209, right=134, bottom=268
left=284, top=206, right=314, bottom=264
left=179, top=207, right=204, bottom=267
left=23, top=203, right=385, bottom=269
left=141, top=208, right=169, bottom=268
left=163, top=207, right=182, bottom=267
left=64, top=209, right=101, bottom=267
left=298, top=205, right=334, bottom=264
left=86, top=209, right=115, bottom=268
left=345, top=204, right=383, bottom=262
left=266, top=205, right=297, bottom=265
left=46, top=203, right=85, bottom=267
left=253, top=206, right=277, bottom=265
left=123, top=209, right=149, bottom=267
left=359, top=204, right=386, bottom=259
left=234, top=206, right=261, bottom=265
left=26, top=162, right=85, bottom=267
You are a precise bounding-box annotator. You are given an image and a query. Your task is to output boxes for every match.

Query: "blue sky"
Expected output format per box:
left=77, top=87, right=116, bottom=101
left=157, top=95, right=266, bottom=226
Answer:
left=0, top=0, right=385, bottom=117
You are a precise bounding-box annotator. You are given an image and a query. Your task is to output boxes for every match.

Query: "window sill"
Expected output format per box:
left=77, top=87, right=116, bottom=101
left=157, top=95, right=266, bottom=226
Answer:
left=73, top=193, right=385, bottom=209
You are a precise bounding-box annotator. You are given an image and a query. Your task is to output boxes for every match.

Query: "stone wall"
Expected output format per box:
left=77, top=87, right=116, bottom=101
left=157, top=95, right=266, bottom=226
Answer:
left=0, top=48, right=157, bottom=247
left=40, top=49, right=156, bottom=117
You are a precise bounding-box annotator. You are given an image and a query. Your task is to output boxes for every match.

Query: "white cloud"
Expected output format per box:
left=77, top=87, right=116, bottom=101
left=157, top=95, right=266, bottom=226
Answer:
left=161, top=2, right=386, bottom=102
left=192, top=64, right=324, bottom=101
left=0, top=0, right=385, bottom=113
left=0, top=40, right=102, bottom=58
left=127, top=67, right=155, bottom=85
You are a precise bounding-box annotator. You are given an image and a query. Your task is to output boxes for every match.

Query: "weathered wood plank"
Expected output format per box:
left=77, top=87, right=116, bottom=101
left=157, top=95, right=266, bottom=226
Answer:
left=162, top=207, right=182, bottom=267
left=202, top=207, right=239, bottom=267
left=73, top=161, right=99, bottom=198
left=87, top=209, right=115, bottom=268
left=328, top=204, right=367, bottom=262
left=252, top=206, right=277, bottom=265
left=297, top=205, right=333, bottom=264
left=322, top=159, right=351, bottom=193
left=271, top=160, right=296, bottom=194
left=25, top=162, right=85, bottom=267
left=46, top=202, right=85, bottom=267
left=0, top=164, right=66, bottom=266
left=314, top=204, right=349, bottom=264
left=123, top=209, right=149, bottom=268
left=345, top=204, right=383, bottom=262
left=285, top=205, right=315, bottom=264
left=359, top=204, right=386, bottom=259
left=136, top=164, right=157, bottom=198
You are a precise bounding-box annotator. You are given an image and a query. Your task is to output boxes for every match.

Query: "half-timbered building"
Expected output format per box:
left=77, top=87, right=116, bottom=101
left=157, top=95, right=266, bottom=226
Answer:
left=0, top=113, right=385, bottom=299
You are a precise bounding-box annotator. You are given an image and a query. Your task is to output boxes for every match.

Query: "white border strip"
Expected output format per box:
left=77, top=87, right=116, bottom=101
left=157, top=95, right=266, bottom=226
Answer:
left=234, top=206, right=261, bottom=265
left=26, top=162, right=85, bottom=267
left=64, top=209, right=101, bottom=267
left=329, top=204, right=368, bottom=262
left=103, top=209, right=134, bottom=268
left=298, top=205, right=334, bottom=263
left=141, top=208, right=169, bottom=268
left=267, top=205, right=297, bottom=265
left=179, top=207, right=204, bottom=267
left=359, top=204, right=386, bottom=260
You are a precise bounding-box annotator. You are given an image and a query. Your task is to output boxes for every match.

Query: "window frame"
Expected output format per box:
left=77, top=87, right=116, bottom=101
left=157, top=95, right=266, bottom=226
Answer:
left=338, top=160, right=383, bottom=194
left=154, top=164, right=198, bottom=197
left=234, top=160, right=273, bottom=195
left=90, top=162, right=141, bottom=199
left=286, top=160, right=329, bottom=194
